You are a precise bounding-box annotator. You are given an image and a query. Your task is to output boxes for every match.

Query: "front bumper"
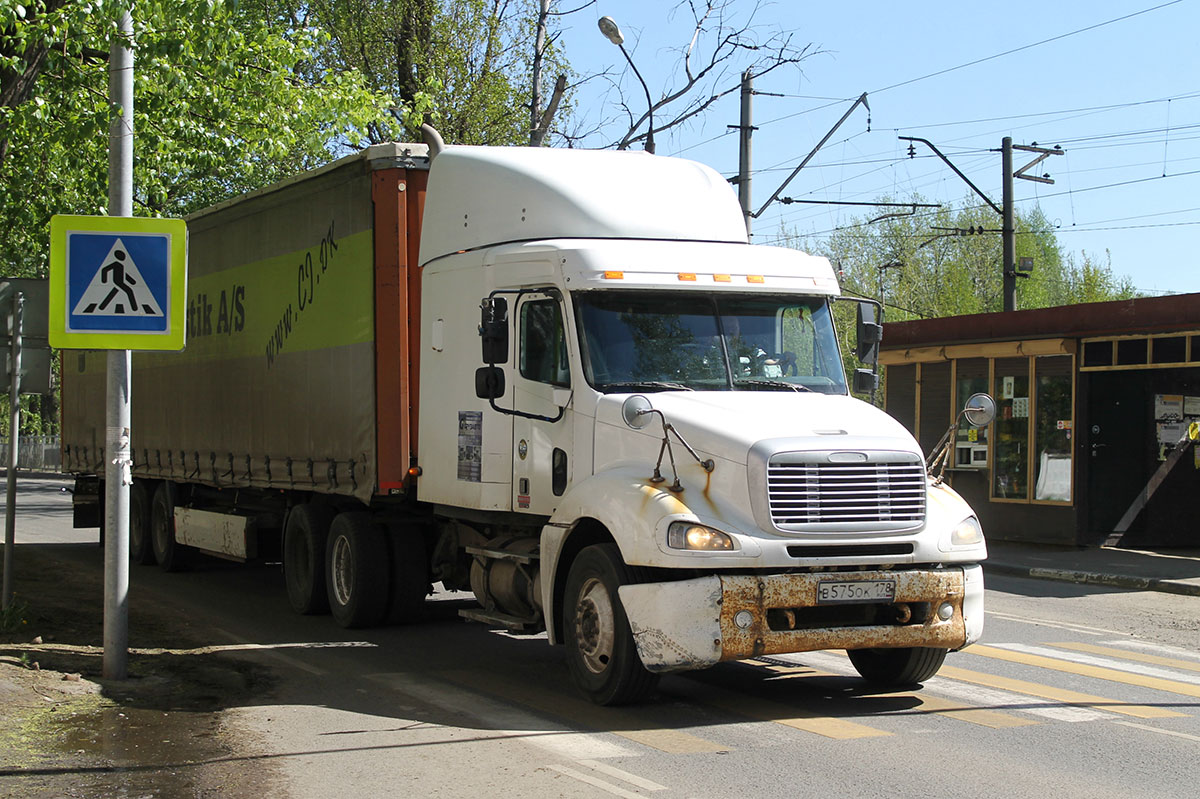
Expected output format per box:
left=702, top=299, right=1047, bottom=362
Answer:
left=617, top=565, right=983, bottom=673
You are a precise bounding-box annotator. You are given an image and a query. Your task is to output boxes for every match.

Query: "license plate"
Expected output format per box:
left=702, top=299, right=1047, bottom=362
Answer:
left=817, top=579, right=896, bottom=604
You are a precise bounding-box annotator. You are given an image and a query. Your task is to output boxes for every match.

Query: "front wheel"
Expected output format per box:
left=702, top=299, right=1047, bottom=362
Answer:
left=563, top=544, right=658, bottom=706
left=847, top=646, right=948, bottom=686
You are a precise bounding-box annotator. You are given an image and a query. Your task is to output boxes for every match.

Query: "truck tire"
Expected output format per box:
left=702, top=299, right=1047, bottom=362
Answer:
left=847, top=646, right=948, bottom=686
left=283, top=504, right=334, bottom=615
left=150, top=482, right=188, bottom=572
left=326, top=512, right=390, bottom=629
left=386, top=523, right=431, bottom=624
left=129, top=481, right=156, bottom=565
left=563, top=543, right=659, bottom=706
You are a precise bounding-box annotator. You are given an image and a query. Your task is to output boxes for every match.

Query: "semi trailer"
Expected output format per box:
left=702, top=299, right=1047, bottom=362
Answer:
left=63, top=132, right=990, bottom=704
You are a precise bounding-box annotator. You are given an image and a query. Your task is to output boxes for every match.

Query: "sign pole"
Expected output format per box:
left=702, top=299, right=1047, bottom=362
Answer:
left=103, top=8, right=134, bottom=681
left=2, top=291, right=21, bottom=611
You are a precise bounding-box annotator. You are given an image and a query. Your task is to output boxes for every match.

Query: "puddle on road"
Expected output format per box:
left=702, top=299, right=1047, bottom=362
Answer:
left=30, top=701, right=239, bottom=798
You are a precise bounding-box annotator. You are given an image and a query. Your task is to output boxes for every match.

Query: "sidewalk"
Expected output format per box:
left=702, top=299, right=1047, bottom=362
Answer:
left=984, top=539, right=1200, bottom=597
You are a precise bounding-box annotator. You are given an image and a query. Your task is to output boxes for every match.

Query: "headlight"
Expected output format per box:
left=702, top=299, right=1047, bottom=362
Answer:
left=950, top=516, right=984, bottom=547
left=667, top=521, right=735, bottom=551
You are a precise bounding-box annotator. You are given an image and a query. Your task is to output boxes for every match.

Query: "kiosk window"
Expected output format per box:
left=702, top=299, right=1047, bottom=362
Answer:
left=992, top=358, right=1030, bottom=500
left=1034, top=355, right=1073, bottom=502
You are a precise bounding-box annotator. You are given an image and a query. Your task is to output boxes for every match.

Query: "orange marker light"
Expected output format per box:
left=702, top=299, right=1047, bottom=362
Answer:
left=747, top=275, right=765, bottom=284
left=603, top=271, right=625, bottom=280
left=713, top=274, right=732, bottom=282
left=677, top=273, right=697, bottom=281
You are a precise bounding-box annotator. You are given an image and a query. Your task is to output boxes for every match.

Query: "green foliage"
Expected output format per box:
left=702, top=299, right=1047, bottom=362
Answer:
left=1, top=0, right=393, bottom=278
left=295, top=0, right=574, bottom=146
left=797, top=196, right=1138, bottom=322
left=0, top=596, right=28, bottom=634
left=791, top=196, right=1139, bottom=393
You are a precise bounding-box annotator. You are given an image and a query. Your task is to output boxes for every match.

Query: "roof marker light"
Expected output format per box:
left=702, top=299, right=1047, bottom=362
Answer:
left=713, top=274, right=732, bottom=282
left=678, top=273, right=696, bottom=281
left=747, top=275, right=765, bottom=284
left=603, top=271, right=624, bottom=280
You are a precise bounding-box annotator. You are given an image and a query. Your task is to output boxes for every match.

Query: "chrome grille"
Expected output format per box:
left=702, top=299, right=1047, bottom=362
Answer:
left=767, top=456, right=926, bottom=529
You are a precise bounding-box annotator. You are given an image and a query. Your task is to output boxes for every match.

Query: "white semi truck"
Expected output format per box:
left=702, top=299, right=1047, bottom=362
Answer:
left=63, top=132, right=990, bottom=705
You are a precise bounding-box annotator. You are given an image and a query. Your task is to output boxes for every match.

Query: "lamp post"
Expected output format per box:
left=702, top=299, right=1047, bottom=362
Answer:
left=598, top=16, right=655, bottom=154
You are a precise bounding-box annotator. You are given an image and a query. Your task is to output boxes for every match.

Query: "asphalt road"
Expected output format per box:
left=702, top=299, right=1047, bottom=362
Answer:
left=6, top=474, right=1200, bottom=799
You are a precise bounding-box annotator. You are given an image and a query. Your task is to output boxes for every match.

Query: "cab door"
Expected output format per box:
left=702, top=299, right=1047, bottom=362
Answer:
left=511, top=293, right=574, bottom=516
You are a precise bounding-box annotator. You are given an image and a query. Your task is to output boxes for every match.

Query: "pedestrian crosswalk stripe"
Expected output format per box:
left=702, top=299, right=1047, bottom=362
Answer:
left=923, top=676, right=1111, bottom=722
left=1099, top=639, right=1200, bottom=663
left=751, top=653, right=1038, bottom=728
left=790, top=650, right=1113, bottom=723
left=895, top=692, right=1038, bottom=729
left=1053, top=642, right=1200, bottom=674
left=440, top=670, right=730, bottom=755
left=937, top=664, right=1184, bottom=719
left=975, top=643, right=1200, bottom=697
left=698, top=682, right=893, bottom=739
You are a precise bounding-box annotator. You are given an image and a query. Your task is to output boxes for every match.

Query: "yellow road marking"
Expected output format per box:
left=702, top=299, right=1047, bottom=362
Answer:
left=907, top=693, right=1039, bottom=728
left=441, top=670, right=729, bottom=754
left=1050, top=642, right=1200, bottom=674
left=970, top=644, right=1200, bottom=699
left=938, top=664, right=1184, bottom=719
left=748, top=656, right=1033, bottom=728
left=698, top=682, right=891, bottom=739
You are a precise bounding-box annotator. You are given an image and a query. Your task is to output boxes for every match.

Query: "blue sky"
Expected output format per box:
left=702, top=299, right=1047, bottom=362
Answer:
left=558, top=0, right=1199, bottom=298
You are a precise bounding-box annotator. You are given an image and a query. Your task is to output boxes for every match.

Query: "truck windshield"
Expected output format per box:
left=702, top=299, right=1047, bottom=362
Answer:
left=574, top=291, right=847, bottom=394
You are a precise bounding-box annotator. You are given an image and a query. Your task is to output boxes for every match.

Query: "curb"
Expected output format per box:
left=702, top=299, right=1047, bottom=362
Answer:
left=984, top=562, right=1200, bottom=598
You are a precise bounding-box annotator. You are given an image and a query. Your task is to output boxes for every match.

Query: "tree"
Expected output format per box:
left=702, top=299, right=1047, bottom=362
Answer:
left=1, top=0, right=394, bottom=434
left=292, top=0, right=575, bottom=146
left=785, top=196, right=1138, bottom=389
left=586, top=0, right=813, bottom=152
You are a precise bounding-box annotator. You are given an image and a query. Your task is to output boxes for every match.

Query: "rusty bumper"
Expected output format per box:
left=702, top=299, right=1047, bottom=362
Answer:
left=618, top=567, right=978, bottom=674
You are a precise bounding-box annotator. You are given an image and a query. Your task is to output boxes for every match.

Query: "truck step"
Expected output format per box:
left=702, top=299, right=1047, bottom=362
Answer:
left=464, top=545, right=538, bottom=565
left=458, top=608, right=541, bottom=633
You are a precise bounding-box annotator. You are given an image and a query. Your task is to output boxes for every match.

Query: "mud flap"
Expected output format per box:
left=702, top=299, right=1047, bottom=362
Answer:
left=618, top=577, right=723, bottom=673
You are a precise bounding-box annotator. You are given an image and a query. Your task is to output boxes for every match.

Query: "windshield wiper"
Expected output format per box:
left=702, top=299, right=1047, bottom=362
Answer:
left=733, top=378, right=813, bottom=392
left=598, top=381, right=694, bottom=393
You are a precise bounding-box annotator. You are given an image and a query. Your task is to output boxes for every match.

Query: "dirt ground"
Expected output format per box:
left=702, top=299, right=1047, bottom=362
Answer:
left=0, top=546, right=283, bottom=799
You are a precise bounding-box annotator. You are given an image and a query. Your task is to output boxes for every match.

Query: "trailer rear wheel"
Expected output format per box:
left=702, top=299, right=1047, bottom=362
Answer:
left=847, top=646, right=948, bottom=686
left=563, top=544, right=658, bottom=706
left=284, top=504, right=334, bottom=615
left=326, top=512, right=390, bottom=628
left=129, top=481, right=156, bottom=565
left=150, top=482, right=187, bottom=572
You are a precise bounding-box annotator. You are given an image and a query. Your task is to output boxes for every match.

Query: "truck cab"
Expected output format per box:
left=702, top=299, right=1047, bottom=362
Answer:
left=414, top=144, right=987, bottom=704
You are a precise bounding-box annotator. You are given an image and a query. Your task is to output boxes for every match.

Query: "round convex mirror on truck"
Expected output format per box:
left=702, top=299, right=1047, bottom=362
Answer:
left=962, top=393, right=997, bottom=428
left=621, top=395, right=654, bottom=429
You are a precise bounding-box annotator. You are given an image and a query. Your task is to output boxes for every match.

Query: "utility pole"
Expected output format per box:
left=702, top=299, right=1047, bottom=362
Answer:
left=1002, top=137, right=1015, bottom=311
left=737, top=70, right=753, bottom=236
left=901, top=135, right=1062, bottom=312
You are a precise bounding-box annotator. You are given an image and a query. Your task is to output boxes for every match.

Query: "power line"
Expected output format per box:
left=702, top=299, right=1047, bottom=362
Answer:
left=869, top=1, right=1184, bottom=95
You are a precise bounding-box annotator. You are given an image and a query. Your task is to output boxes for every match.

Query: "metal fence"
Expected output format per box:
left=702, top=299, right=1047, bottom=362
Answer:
left=0, top=436, right=61, bottom=471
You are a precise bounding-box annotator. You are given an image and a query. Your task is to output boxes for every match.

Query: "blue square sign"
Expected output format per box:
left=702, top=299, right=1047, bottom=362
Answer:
left=65, top=232, right=170, bottom=333
left=49, top=215, right=187, bottom=350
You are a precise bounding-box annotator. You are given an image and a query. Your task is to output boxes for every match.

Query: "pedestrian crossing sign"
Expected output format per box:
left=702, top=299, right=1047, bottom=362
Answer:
left=49, top=215, right=187, bottom=350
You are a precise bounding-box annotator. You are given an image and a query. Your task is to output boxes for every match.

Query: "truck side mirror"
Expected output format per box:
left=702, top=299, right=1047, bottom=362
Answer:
left=480, top=297, right=508, bottom=364
left=475, top=366, right=506, bottom=400
left=855, top=302, right=882, bottom=364
left=852, top=368, right=878, bottom=395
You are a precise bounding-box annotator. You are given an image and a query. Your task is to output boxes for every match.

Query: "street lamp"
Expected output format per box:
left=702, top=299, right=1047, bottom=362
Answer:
left=598, top=16, right=655, bottom=154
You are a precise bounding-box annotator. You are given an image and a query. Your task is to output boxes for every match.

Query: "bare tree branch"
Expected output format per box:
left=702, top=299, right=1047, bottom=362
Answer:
left=602, top=0, right=813, bottom=152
